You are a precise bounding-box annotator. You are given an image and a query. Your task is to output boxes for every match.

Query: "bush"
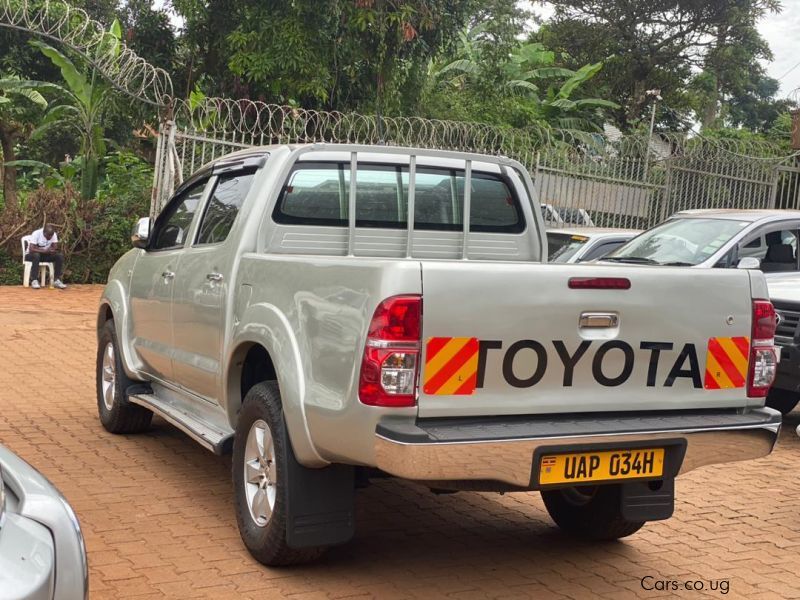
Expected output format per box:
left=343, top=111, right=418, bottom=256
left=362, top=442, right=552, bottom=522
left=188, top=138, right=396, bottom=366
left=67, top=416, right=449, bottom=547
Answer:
left=0, top=152, right=152, bottom=285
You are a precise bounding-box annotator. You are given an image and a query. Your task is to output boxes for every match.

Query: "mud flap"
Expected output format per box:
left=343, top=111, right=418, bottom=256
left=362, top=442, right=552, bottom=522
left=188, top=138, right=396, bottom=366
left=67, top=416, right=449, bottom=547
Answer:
left=620, top=479, right=675, bottom=522
left=284, top=442, right=355, bottom=549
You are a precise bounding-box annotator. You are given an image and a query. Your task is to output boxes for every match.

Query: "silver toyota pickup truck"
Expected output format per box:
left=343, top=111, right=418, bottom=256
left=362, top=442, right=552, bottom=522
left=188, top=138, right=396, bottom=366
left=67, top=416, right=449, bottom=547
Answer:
left=97, top=144, right=782, bottom=566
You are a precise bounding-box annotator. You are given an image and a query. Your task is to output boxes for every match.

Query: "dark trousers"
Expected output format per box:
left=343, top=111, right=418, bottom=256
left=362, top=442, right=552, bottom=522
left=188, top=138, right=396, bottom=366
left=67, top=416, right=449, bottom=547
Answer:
left=25, top=252, right=64, bottom=281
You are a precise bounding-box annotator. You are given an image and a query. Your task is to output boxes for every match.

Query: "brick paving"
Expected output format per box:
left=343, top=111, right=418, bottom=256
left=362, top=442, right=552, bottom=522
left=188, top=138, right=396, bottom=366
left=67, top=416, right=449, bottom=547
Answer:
left=1, top=284, right=800, bottom=599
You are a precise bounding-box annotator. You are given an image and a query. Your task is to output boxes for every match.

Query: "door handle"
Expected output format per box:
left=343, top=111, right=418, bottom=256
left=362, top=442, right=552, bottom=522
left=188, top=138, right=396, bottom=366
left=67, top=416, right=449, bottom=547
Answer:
left=579, top=312, right=619, bottom=328
left=206, top=272, right=224, bottom=282
left=161, top=271, right=175, bottom=280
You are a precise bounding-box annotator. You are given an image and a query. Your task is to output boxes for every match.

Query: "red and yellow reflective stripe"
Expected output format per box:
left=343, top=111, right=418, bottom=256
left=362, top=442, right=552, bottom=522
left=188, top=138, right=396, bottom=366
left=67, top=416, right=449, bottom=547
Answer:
left=423, top=337, right=479, bottom=395
left=704, top=336, right=749, bottom=389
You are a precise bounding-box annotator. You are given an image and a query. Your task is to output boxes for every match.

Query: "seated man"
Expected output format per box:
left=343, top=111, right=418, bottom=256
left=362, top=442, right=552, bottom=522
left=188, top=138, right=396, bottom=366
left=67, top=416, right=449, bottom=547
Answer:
left=25, top=224, right=67, bottom=289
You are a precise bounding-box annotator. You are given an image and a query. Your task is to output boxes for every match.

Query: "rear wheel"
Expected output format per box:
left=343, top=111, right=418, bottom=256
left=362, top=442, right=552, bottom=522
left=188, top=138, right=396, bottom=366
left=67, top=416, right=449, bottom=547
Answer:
left=96, top=320, right=153, bottom=434
left=541, top=484, right=645, bottom=541
left=766, top=389, right=799, bottom=416
left=232, top=381, right=326, bottom=566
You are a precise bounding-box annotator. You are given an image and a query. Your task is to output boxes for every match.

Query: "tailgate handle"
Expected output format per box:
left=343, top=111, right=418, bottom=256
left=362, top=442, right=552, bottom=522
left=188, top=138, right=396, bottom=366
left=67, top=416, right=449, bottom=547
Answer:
left=579, top=312, right=618, bottom=329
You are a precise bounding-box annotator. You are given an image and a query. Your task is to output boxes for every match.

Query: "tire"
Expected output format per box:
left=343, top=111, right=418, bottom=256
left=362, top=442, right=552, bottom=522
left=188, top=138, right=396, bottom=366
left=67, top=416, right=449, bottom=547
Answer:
left=96, top=320, right=153, bottom=434
left=232, top=381, right=326, bottom=566
left=766, top=388, right=799, bottom=416
left=541, top=484, right=645, bottom=541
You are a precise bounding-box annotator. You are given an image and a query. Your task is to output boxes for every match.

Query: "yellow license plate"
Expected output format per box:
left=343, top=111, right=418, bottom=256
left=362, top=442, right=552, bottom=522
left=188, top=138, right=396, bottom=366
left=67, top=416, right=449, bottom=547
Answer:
left=539, top=448, right=665, bottom=485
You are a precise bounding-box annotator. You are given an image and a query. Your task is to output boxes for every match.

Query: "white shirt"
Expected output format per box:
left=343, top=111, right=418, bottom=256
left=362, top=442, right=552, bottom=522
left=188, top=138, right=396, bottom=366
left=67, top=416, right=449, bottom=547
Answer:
left=30, top=228, right=58, bottom=250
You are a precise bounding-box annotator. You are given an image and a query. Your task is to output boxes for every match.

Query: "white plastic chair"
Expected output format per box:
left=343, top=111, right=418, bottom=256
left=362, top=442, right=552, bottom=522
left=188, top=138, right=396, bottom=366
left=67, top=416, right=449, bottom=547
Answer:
left=21, top=235, right=55, bottom=288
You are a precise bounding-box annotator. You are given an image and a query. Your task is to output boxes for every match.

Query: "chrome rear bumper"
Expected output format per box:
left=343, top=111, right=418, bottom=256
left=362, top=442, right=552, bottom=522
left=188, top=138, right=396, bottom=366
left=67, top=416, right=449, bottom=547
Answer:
left=375, top=408, right=781, bottom=489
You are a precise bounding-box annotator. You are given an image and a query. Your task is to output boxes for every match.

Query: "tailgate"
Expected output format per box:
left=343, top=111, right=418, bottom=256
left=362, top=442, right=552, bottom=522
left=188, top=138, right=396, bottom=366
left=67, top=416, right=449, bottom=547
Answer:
left=419, top=262, right=755, bottom=417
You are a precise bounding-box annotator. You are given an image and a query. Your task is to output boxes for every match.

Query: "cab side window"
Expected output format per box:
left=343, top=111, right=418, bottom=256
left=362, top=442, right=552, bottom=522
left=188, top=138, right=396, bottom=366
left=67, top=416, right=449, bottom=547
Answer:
left=737, top=228, right=799, bottom=272
left=151, top=180, right=207, bottom=250
left=196, top=171, right=255, bottom=245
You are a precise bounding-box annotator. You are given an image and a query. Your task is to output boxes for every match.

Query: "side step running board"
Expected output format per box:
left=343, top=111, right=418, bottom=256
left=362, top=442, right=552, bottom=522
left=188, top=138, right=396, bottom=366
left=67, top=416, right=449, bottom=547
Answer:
left=128, top=392, right=234, bottom=455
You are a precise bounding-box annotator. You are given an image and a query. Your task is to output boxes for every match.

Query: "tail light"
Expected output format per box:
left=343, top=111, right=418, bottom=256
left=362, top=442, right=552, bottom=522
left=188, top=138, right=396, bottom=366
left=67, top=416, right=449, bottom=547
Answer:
left=358, top=295, right=422, bottom=407
left=748, top=299, right=778, bottom=398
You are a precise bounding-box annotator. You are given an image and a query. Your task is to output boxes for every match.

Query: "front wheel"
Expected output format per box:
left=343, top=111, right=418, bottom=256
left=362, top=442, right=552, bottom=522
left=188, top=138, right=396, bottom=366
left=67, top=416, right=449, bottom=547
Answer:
left=541, top=484, right=645, bottom=541
left=232, top=382, right=326, bottom=566
left=96, top=320, right=153, bottom=434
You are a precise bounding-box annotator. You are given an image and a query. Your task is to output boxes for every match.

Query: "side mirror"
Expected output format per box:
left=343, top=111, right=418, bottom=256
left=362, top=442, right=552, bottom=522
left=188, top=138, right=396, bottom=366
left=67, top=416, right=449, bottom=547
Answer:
left=737, top=257, right=761, bottom=270
left=131, top=217, right=151, bottom=249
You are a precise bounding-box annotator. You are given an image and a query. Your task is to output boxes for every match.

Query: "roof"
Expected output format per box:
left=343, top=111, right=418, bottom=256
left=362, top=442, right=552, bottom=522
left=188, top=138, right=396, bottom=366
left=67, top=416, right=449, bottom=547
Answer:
left=546, top=227, right=640, bottom=238
left=673, top=209, right=800, bottom=223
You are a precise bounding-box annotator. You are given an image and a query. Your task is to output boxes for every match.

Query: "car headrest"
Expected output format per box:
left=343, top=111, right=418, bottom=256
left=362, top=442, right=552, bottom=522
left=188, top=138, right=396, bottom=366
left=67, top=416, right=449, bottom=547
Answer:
left=765, top=243, right=795, bottom=263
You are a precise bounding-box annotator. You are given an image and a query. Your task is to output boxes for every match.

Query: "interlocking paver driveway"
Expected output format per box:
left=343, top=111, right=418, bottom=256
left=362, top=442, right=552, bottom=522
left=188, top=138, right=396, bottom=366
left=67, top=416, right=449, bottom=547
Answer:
left=1, top=284, right=799, bottom=599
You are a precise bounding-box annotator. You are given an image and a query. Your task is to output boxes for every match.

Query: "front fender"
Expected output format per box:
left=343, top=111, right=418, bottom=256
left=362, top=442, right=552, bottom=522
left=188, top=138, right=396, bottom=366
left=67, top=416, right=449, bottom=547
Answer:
left=226, top=301, right=326, bottom=467
left=98, top=250, right=142, bottom=380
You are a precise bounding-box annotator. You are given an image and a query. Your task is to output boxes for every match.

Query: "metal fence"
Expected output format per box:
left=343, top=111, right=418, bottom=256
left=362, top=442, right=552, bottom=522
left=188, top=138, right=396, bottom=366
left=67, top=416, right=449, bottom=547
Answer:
left=158, top=98, right=800, bottom=230
left=3, top=0, right=800, bottom=230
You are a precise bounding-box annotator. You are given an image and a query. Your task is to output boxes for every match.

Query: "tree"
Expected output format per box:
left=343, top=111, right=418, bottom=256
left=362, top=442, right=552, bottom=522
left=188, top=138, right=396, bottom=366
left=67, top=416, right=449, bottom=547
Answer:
left=689, top=0, right=781, bottom=129
left=31, top=19, right=122, bottom=199
left=0, top=77, right=48, bottom=207
left=536, top=0, right=780, bottom=130
left=424, top=34, right=618, bottom=130
left=170, top=0, right=480, bottom=112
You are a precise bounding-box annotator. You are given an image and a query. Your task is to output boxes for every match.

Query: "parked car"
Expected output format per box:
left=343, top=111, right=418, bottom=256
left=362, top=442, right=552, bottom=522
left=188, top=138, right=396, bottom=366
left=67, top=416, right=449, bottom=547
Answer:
left=604, top=209, right=800, bottom=270
left=765, top=273, right=800, bottom=414
left=541, top=203, right=565, bottom=226
left=0, top=444, right=88, bottom=599
left=541, top=203, right=596, bottom=227
left=605, top=208, right=800, bottom=413
left=97, top=144, right=780, bottom=566
left=547, top=228, right=640, bottom=263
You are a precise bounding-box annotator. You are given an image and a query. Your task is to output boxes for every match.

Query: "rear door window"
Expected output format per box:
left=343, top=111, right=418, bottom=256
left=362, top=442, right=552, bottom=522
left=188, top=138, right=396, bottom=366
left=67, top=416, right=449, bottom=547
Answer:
left=273, top=162, right=524, bottom=233
left=151, top=180, right=207, bottom=250
left=195, top=171, right=255, bottom=245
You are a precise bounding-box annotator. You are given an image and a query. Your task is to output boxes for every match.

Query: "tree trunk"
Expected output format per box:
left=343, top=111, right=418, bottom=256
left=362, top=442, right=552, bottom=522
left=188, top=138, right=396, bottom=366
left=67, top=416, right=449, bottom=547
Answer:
left=0, top=125, right=18, bottom=209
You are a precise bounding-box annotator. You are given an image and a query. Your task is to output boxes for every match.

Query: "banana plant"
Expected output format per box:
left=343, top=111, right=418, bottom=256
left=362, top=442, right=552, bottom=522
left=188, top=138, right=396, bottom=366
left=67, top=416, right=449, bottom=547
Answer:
left=0, top=76, right=51, bottom=207
left=30, top=18, right=122, bottom=199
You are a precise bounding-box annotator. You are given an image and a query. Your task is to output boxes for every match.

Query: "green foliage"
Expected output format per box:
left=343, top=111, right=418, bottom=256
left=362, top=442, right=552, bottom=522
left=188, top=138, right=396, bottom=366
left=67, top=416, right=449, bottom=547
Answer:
left=423, top=34, right=617, bottom=131
left=0, top=249, right=23, bottom=286
left=0, top=151, right=152, bottom=285
left=537, top=0, right=784, bottom=131
left=30, top=17, right=123, bottom=199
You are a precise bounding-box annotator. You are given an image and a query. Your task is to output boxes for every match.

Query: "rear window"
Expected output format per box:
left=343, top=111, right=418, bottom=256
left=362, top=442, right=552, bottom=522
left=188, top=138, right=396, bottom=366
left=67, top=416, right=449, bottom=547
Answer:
left=547, top=232, right=589, bottom=262
left=273, top=162, right=524, bottom=233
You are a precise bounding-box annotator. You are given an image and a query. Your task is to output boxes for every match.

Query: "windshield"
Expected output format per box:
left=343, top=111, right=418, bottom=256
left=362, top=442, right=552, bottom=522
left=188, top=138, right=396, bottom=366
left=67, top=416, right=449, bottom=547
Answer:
left=547, top=232, right=589, bottom=262
left=606, top=218, right=749, bottom=266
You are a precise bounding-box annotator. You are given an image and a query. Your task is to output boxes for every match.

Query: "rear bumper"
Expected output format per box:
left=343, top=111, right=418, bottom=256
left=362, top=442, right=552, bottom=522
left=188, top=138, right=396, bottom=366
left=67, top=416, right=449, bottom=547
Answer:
left=374, top=408, right=781, bottom=489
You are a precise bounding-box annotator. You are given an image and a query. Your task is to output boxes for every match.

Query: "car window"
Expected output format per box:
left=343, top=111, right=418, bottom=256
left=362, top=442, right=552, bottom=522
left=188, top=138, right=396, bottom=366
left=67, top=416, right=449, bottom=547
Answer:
left=151, top=180, right=207, bottom=250
left=196, top=171, right=255, bottom=245
left=273, top=163, right=524, bottom=233
left=579, top=240, right=627, bottom=262
left=606, top=218, right=749, bottom=266
left=747, top=228, right=800, bottom=272
left=547, top=232, right=588, bottom=262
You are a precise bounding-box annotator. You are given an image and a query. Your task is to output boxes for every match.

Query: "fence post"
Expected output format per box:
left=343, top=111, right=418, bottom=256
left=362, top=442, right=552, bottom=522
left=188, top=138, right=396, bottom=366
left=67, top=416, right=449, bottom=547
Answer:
left=659, top=159, right=673, bottom=224
left=768, top=166, right=781, bottom=209
left=149, top=120, right=166, bottom=221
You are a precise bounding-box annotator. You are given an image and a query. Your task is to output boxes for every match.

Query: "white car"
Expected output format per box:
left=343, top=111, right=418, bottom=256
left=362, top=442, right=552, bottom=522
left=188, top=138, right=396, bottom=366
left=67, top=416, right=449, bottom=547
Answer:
left=604, top=209, right=800, bottom=270
left=547, top=228, right=640, bottom=263
left=0, top=445, right=88, bottom=599
left=541, top=204, right=596, bottom=228
left=605, top=208, right=800, bottom=414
